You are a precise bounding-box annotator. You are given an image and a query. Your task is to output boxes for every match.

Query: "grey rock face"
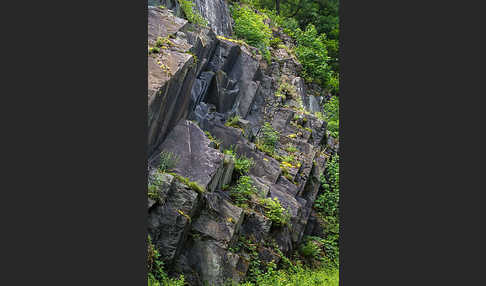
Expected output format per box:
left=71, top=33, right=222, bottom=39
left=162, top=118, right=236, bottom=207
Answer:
left=148, top=180, right=201, bottom=266
left=157, top=120, right=224, bottom=192
left=219, top=154, right=235, bottom=189
left=194, top=0, right=233, bottom=37
left=150, top=0, right=233, bottom=37
left=192, top=192, right=244, bottom=249
left=148, top=171, right=175, bottom=207
left=147, top=7, right=219, bottom=155
left=240, top=211, right=272, bottom=244
left=177, top=239, right=248, bottom=286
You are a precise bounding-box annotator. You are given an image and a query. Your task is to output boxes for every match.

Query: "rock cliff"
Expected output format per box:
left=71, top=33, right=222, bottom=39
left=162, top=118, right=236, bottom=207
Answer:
left=147, top=4, right=338, bottom=285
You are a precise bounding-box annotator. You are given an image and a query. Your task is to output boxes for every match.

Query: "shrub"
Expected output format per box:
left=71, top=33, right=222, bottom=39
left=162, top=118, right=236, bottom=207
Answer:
left=269, top=36, right=282, bottom=48
left=275, top=81, right=297, bottom=100
left=235, top=155, right=254, bottom=175
left=323, top=96, right=339, bottom=138
left=294, top=24, right=331, bottom=87
left=177, top=0, right=208, bottom=26
left=299, top=239, right=322, bottom=260
left=238, top=264, right=339, bottom=286
left=315, top=155, right=339, bottom=217
left=261, top=197, right=290, bottom=226
left=158, top=151, right=179, bottom=173
left=257, top=122, right=279, bottom=155
left=231, top=5, right=272, bottom=48
left=313, top=154, right=340, bottom=268
left=147, top=236, right=185, bottom=286
left=231, top=5, right=272, bottom=63
left=230, top=175, right=258, bottom=207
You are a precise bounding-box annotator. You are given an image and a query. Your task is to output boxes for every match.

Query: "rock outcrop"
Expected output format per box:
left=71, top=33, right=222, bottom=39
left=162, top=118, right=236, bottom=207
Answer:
left=147, top=5, right=338, bottom=285
left=149, top=0, right=233, bottom=36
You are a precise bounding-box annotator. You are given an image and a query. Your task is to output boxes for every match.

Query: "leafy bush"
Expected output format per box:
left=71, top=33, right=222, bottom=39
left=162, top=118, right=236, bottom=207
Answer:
left=275, top=81, right=297, bottom=100
left=235, top=155, right=255, bottom=175
left=231, top=5, right=272, bottom=63
left=257, top=122, right=280, bottom=155
left=238, top=264, right=338, bottom=286
left=231, top=5, right=271, bottom=48
left=293, top=24, right=331, bottom=87
left=261, top=197, right=290, bottom=226
left=323, top=96, right=339, bottom=138
left=147, top=236, right=185, bottom=286
left=315, top=155, right=339, bottom=217
left=177, top=0, right=208, bottom=26
left=299, top=239, right=322, bottom=260
left=230, top=175, right=258, bottom=207
left=313, top=154, right=340, bottom=268
left=158, top=151, right=179, bottom=173
left=269, top=36, right=282, bottom=48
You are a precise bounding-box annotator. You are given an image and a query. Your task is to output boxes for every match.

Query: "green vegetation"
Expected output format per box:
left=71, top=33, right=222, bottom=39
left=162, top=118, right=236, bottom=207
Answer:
left=168, top=172, right=206, bottom=193
left=204, top=131, right=222, bottom=149
left=238, top=264, right=338, bottom=286
left=148, top=2, right=340, bottom=284
left=293, top=24, right=331, bottom=87
left=275, top=81, right=297, bottom=100
left=323, top=96, right=339, bottom=138
left=158, top=151, right=179, bottom=173
left=148, top=171, right=166, bottom=200
left=261, top=197, right=290, bottom=226
left=155, top=36, right=172, bottom=49
left=238, top=0, right=339, bottom=94
left=177, top=0, right=208, bottom=26
left=147, top=236, right=185, bottom=286
left=230, top=5, right=273, bottom=63
left=148, top=46, right=160, bottom=54
left=235, top=155, right=254, bottom=175
left=299, top=238, right=322, bottom=260
left=225, top=115, right=241, bottom=128
left=315, top=155, right=339, bottom=217
left=148, top=184, right=159, bottom=200
left=285, top=143, right=298, bottom=153
left=256, top=123, right=280, bottom=155
left=224, top=147, right=254, bottom=175
left=313, top=154, right=340, bottom=268
left=236, top=236, right=265, bottom=282
left=230, top=175, right=258, bottom=207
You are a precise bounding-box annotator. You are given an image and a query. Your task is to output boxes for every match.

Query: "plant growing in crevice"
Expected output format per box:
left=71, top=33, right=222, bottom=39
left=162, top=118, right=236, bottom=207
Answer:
left=147, top=236, right=185, bottom=286
left=230, top=175, right=258, bottom=207
left=256, top=122, right=279, bottom=155
left=177, top=0, right=208, bottom=26
left=204, top=131, right=222, bottom=149
left=235, top=155, right=254, bottom=175
left=158, top=151, right=179, bottom=173
left=261, top=197, right=290, bottom=226
left=168, top=172, right=205, bottom=193
left=225, top=115, right=241, bottom=128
